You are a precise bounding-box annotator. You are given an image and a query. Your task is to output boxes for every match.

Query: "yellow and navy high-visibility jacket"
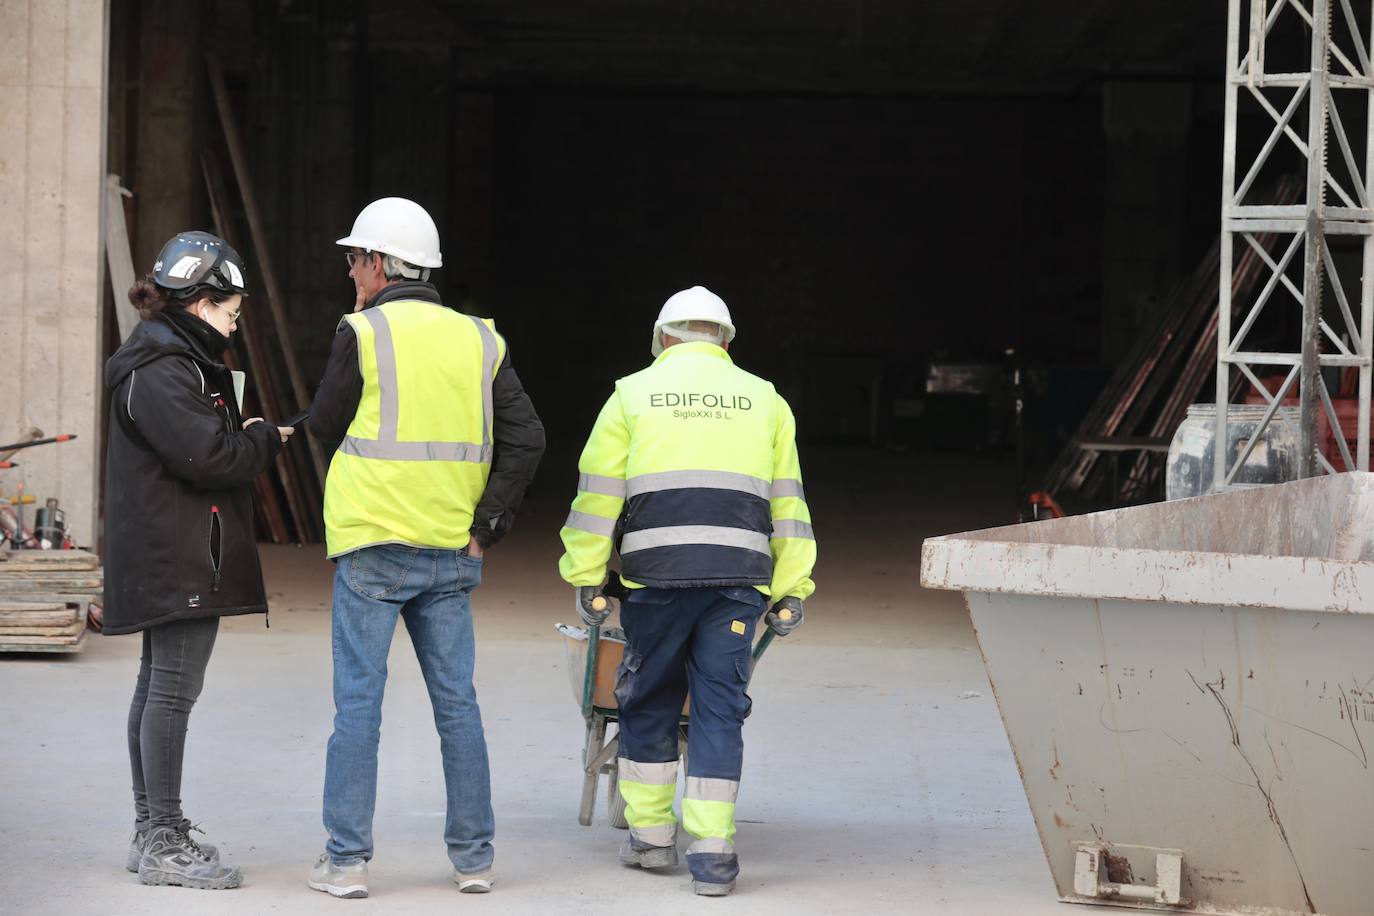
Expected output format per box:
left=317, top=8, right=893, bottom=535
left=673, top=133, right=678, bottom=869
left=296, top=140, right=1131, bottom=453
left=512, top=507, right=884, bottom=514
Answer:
left=323, top=298, right=507, bottom=558
left=559, top=341, right=816, bottom=601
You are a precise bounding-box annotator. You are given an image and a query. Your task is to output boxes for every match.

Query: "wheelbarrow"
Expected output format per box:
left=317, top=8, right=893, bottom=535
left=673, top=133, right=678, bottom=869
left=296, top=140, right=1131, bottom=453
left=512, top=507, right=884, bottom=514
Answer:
left=557, top=577, right=784, bottom=828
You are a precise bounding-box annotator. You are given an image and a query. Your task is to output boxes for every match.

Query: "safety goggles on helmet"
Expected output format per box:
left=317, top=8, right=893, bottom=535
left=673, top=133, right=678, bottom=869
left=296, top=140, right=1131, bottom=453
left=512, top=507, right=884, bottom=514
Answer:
left=150, top=231, right=250, bottom=300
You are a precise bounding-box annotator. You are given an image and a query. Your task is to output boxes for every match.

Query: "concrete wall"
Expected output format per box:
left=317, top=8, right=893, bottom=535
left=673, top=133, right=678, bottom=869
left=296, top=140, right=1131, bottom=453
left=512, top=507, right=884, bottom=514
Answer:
left=0, top=0, right=108, bottom=546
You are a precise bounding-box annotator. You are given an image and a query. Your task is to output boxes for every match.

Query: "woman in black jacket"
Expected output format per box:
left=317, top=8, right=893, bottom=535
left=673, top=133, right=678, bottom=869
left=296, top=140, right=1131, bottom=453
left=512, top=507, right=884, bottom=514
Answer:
left=103, top=231, right=293, bottom=890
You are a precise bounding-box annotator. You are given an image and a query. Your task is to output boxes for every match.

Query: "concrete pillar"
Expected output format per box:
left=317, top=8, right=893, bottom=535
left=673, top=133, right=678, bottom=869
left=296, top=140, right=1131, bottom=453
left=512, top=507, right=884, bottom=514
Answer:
left=0, top=0, right=108, bottom=547
left=1100, top=81, right=1192, bottom=364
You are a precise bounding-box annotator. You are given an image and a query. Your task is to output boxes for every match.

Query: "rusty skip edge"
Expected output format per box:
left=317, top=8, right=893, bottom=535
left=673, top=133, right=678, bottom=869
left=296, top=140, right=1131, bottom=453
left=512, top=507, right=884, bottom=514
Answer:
left=919, top=538, right=1374, bottom=614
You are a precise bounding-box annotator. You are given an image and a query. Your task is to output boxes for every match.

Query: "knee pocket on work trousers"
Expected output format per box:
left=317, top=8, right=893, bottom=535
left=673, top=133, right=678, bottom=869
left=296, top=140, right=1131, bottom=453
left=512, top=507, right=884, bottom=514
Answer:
left=348, top=546, right=420, bottom=600
left=614, top=648, right=643, bottom=708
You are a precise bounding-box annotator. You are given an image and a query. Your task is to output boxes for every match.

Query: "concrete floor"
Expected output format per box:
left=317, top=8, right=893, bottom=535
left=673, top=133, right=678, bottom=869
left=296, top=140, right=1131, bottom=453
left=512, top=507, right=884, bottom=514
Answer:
left=0, top=448, right=1074, bottom=915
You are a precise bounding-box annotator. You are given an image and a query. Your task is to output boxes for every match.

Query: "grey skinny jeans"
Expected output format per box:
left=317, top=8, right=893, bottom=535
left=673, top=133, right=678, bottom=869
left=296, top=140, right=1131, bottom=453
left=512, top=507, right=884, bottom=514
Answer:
left=126, top=616, right=220, bottom=830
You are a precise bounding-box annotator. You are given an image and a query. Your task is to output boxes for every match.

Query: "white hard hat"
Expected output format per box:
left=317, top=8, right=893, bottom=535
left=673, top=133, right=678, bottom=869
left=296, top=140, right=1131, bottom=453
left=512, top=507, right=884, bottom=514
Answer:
left=651, top=286, right=736, bottom=357
left=336, top=197, right=443, bottom=269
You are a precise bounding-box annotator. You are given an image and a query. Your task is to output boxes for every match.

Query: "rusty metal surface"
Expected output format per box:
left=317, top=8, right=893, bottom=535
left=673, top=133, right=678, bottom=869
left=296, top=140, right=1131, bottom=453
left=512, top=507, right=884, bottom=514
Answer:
left=922, top=473, right=1374, bottom=915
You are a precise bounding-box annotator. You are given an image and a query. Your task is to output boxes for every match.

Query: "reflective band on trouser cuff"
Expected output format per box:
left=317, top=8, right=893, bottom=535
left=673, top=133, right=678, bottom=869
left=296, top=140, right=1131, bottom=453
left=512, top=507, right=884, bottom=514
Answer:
left=687, top=837, right=736, bottom=855
left=629, top=823, right=678, bottom=848
left=360, top=309, right=400, bottom=440
left=341, top=437, right=492, bottom=462
left=620, top=525, right=770, bottom=555
left=620, top=759, right=679, bottom=785
left=771, top=519, right=815, bottom=540
left=684, top=777, right=739, bottom=804
left=564, top=510, right=617, bottom=538
left=682, top=796, right=738, bottom=844
left=627, top=470, right=769, bottom=499
left=578, top=473, right=627, bottom=498
left=770, top=478, right=806, bottom=500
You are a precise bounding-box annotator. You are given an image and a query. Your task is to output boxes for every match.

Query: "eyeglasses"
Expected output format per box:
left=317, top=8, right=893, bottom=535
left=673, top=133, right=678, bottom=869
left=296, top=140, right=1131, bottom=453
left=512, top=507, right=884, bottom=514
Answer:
left=345, top=250, right=374, bottom=268
left=214, top=301, right=242, bottom=323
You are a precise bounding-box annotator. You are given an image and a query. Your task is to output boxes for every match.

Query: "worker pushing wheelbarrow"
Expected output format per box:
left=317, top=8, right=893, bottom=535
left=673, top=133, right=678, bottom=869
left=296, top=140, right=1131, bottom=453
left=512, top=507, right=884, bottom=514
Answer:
left=557, top=575, right=794, bottom=832
left=554, top=279, right=815, bottom=899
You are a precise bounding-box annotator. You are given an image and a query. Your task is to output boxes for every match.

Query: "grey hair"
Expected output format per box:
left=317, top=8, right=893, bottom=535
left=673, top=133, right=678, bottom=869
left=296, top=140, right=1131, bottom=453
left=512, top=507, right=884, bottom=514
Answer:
left=381, top=253, right=430, bottom=282
left=660, top=319, right=728, bottom=347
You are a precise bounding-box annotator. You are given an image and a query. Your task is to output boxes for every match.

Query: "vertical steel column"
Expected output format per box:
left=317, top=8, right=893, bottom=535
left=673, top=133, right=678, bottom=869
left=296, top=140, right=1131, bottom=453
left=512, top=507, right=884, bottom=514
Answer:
left=1216, top=0, right=1374, bottom=487
left=1299, top=2, right=1331, bottom=478
left=1215, top=0, right=1244, bottom=490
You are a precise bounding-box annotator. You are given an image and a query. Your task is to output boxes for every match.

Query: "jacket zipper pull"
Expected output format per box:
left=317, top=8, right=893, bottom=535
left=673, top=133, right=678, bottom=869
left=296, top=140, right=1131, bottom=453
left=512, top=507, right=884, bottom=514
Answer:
left=210, top=505, right=222, bottom=593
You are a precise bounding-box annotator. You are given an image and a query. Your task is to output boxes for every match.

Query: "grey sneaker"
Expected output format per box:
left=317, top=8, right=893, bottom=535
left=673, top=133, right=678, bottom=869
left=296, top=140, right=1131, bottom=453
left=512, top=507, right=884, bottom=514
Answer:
left=619, top=841, right=679, bottom=869
left=308, top=853, right=369, bottom=899
left=127, top=821, right=219, bottom=873
left=137, top=825, right=242, bottom=890
left=452, top=869, right=494, bottom=893
left=694, top=880, right=736, bottom=896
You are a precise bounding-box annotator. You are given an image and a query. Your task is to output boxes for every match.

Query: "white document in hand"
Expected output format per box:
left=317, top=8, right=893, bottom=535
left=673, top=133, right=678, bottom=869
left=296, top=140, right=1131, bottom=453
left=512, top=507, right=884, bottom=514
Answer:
left=231, top=370, right=246, bottom=413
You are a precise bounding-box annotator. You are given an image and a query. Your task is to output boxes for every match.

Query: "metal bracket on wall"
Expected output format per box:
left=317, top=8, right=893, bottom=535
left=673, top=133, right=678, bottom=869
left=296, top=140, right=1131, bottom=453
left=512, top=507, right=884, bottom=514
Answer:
left=1072, top=842, right=1183, bottom=906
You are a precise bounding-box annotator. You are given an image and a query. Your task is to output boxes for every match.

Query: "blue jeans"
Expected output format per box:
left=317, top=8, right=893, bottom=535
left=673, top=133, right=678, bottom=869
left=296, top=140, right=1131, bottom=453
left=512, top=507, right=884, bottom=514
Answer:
left=322, top=544, right=494, bottom=874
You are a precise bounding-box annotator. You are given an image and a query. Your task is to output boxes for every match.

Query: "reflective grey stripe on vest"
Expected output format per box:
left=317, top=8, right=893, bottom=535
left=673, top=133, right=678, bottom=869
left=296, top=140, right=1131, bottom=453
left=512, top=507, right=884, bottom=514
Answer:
left=684, top=777, right=739, bottom=804
left=343, top=308, right=499, bottom=463
left=578, top=473, right=627, bottom=498
left=564, top=510, right=617, bottom=538
left=771, top=519, right=814, bottom=540
left=627, top=470, right=769, bottom=500
left=770, top=478, right=806, bottom=501
left=361, top=308, right=400, bottom=440
left=342, top=438, right=492, bottom=462
left=620, top=525, right=771, bottom=556
left=620, top=759, right=678, bottom=785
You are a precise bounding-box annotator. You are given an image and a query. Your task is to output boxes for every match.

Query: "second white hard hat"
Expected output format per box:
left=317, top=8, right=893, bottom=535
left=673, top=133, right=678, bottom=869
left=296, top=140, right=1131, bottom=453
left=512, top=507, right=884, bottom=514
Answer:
left=651, top=286, right=736, bottom=357
left=336, top=197, right=443, bottom=269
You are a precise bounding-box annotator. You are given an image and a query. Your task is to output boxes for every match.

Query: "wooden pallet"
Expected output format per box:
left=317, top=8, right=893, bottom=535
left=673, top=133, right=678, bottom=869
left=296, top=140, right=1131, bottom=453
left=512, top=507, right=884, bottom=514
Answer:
left=0, top=550, right=102, bottom=653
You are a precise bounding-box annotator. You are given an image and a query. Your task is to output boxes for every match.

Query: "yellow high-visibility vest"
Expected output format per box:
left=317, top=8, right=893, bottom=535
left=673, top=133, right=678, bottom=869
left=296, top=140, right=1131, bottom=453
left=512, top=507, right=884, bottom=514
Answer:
left=324, top=299, right=507, bottom=558
left=558, top=341, right=816, bottom=600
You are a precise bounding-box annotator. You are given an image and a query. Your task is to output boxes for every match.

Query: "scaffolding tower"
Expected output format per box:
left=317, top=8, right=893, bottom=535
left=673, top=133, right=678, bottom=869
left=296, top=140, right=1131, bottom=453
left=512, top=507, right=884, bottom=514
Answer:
left=1217, top=0, right=1374, bottom=486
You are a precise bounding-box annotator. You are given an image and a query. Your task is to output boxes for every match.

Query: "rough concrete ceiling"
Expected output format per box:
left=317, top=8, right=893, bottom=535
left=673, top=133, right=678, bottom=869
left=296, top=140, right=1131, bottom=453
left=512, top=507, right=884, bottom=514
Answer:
left=350, top=0, right=1229, bottom=93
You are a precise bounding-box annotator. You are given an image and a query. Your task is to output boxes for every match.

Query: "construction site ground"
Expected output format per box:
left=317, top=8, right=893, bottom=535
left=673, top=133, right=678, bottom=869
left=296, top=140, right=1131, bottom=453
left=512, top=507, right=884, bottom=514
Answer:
left=0, top=448, right=1070, bottom=915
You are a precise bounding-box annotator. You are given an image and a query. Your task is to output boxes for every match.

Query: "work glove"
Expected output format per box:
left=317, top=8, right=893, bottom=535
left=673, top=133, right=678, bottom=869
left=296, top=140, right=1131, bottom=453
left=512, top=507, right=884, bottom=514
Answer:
left=576, top=585, right=614, bottom=627
left=766, top=596, right=804, bottom=636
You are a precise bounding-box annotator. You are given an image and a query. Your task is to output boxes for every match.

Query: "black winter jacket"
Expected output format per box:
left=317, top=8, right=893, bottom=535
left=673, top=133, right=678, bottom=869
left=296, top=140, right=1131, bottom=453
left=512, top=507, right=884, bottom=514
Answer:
left=102, top=311, right=283, bottom=635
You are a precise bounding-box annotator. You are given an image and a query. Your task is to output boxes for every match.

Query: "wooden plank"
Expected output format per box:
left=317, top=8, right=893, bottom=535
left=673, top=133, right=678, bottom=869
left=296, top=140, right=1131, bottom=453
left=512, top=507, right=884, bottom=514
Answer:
left=202, top=151, right=305, bottom=544
left=0, top=575, right=103, bottom=591
left=0, top=549, right=99, bottom=570
left=0, top=608, right=80, bottom=626
left=0, top=627, right=86, bottom=648
left=105, top=174, right=138, bottom=342
left=0, top=601, right=66, bottom=613
left=206, top=56, right=329, bottom=498
left=0, top=619, right=84, bottom=637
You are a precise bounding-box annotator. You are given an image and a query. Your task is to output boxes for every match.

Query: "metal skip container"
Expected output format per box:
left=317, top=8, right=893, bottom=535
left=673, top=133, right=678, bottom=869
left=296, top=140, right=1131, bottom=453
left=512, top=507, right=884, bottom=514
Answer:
left=920, top=473, right=1374, bottom=916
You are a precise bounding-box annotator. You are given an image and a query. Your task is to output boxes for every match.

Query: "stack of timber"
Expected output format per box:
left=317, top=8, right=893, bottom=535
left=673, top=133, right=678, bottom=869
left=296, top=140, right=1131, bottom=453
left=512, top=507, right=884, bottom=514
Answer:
left=0, top=549, right=102, bottom=653
left=1039, top=175, right=1303, bottom=509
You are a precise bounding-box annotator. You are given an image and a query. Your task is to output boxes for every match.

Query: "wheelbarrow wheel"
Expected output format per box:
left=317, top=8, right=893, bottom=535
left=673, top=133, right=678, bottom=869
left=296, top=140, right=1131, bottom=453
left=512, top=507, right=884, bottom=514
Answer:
left=607, top=762, right=629, bottom=829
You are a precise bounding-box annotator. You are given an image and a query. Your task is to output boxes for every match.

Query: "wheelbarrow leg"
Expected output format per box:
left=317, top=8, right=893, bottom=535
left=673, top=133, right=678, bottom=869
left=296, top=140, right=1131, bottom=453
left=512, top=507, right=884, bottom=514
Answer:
left=579, top=713, right=607, bottom=826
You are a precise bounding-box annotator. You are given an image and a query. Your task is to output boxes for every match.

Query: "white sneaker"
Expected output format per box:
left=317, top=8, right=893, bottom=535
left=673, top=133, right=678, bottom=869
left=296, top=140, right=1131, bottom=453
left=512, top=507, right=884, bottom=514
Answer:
left=452, top=868, right=494, bottom=893
left=308, top=853, right=369, bottom=899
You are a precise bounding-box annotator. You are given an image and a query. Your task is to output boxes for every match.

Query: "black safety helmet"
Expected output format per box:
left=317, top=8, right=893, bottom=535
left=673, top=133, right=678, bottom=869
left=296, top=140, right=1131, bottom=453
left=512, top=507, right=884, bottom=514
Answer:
left=150, top=231, right=249, bottom=300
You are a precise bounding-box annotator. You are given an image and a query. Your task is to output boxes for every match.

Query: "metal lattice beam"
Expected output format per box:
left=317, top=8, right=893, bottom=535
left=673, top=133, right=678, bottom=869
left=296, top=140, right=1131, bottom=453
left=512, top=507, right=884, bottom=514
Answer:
left=1216, top=0, right=1374, bottom=486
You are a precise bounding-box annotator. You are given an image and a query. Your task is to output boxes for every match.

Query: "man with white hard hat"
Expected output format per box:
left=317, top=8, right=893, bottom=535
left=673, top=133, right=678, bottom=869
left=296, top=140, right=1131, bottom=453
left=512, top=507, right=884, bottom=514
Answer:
left=307, top=197, right=545, bottom=898
left=558, top=286, right=817, bottom=896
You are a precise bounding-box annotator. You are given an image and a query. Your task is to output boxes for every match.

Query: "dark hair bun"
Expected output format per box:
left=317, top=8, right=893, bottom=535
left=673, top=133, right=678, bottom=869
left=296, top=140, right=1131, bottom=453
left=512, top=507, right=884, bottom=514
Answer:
left=128, top=276, right=175, bottom=320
